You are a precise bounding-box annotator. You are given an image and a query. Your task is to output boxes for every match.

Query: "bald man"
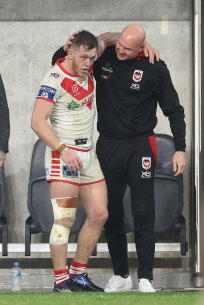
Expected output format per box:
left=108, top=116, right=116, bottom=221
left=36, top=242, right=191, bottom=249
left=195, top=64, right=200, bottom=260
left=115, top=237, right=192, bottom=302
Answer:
left=52, top=24, right=186, bottom=293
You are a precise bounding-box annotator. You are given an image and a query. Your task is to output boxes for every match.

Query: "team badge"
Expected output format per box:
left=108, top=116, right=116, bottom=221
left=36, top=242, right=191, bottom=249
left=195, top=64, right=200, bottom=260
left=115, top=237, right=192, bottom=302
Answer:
left=71, top=84, right=79, bottom=93
left=133, top=70, right=143, bottom=82
left=142, top=157, right=151, bottom=170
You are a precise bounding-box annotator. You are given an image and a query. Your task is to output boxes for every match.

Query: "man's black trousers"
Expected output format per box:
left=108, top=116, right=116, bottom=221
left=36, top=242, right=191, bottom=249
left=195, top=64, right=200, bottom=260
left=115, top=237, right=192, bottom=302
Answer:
left=96, top=134, right=157, bottom=280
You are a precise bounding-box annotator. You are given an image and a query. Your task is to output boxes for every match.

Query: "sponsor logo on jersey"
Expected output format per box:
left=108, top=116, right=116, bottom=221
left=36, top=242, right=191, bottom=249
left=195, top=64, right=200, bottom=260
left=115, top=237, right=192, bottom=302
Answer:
left=142, top=157, right=151, bottom=170
left=75, top=138, right=88, bottom=145
left=63, top=165, right=78, bottom=177
left=82, top=94, right=94, bottom=110
left=141, top=171, right=151, bottom=178
left=133, top=70, right=143, bottom=82
left=50, top=73, right=59, bottom=79
left=130, top=83, right=140, bottom=90
left=68, top=100, right=80, bottom=110
left=38, top=85, right=57, bottom=101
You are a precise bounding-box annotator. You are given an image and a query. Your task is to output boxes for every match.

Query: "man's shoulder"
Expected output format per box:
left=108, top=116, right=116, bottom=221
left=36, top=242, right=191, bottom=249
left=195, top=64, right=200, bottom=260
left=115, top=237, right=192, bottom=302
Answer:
left=42, top=64, right=63, bottom=83
left=100, top=45, right=115, bottom=59
left=142, top=58, right=167, bottom=72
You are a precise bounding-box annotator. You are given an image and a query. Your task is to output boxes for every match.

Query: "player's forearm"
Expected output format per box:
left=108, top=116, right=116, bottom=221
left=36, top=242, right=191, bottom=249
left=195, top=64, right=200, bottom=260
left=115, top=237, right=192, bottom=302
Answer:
left=31, top=117, right=61, bottom=150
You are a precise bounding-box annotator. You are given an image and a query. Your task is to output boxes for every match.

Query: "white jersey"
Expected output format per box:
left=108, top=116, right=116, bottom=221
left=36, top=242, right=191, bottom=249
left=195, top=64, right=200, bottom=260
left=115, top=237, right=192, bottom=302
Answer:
left=37, top=58, right=95, bottom=149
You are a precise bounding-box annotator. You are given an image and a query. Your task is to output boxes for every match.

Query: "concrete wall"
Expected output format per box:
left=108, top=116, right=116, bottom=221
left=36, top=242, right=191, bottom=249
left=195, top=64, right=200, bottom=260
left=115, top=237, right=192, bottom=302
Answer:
left=0, top=20, right=192, bottom=244
left=0, top=0, right=192, bottom=246
left=0, top=0, right=191, bottom=21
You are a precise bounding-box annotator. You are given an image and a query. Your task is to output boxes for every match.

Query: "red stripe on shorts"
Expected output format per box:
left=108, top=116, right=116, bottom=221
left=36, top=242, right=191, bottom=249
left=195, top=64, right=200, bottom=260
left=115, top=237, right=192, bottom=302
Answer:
left=52, top=151, right=60, bottom=158
left=52, top=160, right=60, bottom=164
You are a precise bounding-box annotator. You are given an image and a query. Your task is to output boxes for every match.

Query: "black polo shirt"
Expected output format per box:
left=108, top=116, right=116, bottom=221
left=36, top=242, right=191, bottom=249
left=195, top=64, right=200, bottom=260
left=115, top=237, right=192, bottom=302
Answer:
left=93, top=46, right=186, bottom=151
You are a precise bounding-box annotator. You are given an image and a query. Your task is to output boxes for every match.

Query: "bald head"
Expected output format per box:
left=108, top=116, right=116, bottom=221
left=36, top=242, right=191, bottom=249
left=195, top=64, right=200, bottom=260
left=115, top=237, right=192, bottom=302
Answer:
left=122, top=24, right=146, bottom=46
left=115, top=24, right=146, bottom=61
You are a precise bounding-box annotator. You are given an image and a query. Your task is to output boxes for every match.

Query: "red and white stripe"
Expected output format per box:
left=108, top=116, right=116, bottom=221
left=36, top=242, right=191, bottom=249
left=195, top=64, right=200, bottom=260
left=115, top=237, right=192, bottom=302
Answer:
left=50, top=151, right=60, bottom=177
left=69, top=261, right=87, bottom=276
left=54, top=267, right=69, bottom=286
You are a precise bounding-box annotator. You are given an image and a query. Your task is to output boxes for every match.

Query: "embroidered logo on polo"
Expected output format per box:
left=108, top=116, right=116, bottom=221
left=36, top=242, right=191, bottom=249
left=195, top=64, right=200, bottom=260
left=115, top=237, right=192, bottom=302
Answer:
left=101, top=62, right=113, bottom=80
left=130, top=83, right=140, bottom=90
left=141, top=171, right=151, bottom=178
left=133, top=70, right=143, bottom=83
left=142, top=157, right=151, bottom=170
left=61, top=75, right=94, bottom=109
left=102, top=62, right=113, bottom=73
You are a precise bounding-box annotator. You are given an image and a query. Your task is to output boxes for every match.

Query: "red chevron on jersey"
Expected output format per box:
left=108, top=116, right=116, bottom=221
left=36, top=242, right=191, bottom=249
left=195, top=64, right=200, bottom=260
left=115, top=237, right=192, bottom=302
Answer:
left=61, top=75, right=94, bottom=102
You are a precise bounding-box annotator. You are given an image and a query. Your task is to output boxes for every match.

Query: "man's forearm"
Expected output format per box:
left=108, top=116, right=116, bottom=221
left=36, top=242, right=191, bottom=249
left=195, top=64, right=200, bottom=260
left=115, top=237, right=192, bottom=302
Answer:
left=98, top=32, right=120, bottom=46
left=97, top=32, right=120, bottom=56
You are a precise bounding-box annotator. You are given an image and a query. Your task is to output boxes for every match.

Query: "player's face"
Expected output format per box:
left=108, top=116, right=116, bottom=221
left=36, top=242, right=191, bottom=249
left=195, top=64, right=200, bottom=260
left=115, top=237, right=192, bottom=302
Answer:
left=115, top=36, right=143, bottom=61
left=72, top=45, right=97, bottom=77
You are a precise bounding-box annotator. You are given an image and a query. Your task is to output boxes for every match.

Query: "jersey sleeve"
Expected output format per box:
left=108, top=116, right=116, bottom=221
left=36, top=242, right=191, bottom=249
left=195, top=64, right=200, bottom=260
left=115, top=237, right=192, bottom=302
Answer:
left=36, top=71, right=61, bottom=104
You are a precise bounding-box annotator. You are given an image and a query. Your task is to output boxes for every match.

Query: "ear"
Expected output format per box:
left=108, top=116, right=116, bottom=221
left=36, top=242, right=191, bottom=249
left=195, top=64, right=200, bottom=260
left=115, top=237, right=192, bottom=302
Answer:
left=139, top=44, right=144, bottom=53
left=67, top=48, right=73, bottom=60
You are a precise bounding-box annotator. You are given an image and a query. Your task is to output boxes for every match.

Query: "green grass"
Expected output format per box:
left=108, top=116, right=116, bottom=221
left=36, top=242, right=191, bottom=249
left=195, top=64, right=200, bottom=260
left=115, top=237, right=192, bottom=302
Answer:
left=0, top=292, right=201, bottom=305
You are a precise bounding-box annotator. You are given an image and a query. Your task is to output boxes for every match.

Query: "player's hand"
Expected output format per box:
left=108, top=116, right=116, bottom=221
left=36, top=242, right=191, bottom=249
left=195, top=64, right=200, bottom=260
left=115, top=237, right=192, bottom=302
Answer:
left=61, top=149, right=83, bottom=171
left=0, top=151, right=6, bottom=167
left=173, top=151, right=186, bottom=176
left=143, top=41, right=160, bottom=64
left=0, top=159, right=5, bottom=167
left=64, top=31, right=79, bottom=51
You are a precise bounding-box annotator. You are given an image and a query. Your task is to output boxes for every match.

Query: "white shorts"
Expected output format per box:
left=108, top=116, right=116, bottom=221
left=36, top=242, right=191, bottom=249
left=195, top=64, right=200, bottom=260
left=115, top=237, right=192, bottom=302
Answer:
left=45, top=146, right=105, bottom=186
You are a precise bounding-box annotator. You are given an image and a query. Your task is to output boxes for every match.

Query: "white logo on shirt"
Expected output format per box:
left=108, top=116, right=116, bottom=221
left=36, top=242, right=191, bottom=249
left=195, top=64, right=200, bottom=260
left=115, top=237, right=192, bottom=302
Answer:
left=141, top=171, right=151, bottom=178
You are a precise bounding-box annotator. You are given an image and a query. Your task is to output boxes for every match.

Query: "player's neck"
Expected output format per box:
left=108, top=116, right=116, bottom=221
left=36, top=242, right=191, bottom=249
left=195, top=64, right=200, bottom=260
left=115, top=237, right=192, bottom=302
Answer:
left=61, top=58, right=75, bottom=76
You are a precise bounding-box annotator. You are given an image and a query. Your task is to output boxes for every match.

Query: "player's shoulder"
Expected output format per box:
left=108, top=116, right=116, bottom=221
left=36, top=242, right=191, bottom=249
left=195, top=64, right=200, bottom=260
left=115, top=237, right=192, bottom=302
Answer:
left=41, top=64, right=64, bottom=84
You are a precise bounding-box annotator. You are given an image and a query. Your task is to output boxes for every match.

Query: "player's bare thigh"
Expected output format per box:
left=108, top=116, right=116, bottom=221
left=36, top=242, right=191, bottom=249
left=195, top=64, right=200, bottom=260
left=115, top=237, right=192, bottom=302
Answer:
left=50, top=181, right=79, bottom=198
left=79, top=180, right=108, bottom=218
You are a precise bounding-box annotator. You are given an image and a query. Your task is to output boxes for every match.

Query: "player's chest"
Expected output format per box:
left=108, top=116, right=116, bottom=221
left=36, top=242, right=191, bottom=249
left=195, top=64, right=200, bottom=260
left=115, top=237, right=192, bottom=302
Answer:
left=60, top=75, right=95, bottom=110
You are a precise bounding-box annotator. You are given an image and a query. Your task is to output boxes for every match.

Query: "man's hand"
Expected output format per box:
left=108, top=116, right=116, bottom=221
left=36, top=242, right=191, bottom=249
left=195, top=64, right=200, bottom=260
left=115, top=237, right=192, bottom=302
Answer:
left=61, top=149, right=83, bottom=172
left=173, top=151, right=186, bottom=176
left=64, top=31, right=79, bottom=51
left=143, top=41, right=159, bottom=64
left=0, top=151, right=6, bottom=167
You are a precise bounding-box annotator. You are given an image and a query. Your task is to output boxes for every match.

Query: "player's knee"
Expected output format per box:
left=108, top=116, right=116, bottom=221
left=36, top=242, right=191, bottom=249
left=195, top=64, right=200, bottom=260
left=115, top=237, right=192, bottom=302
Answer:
left=91, top=208, right=108, bottom=226
left=49, top=197, right=78, bottom=245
